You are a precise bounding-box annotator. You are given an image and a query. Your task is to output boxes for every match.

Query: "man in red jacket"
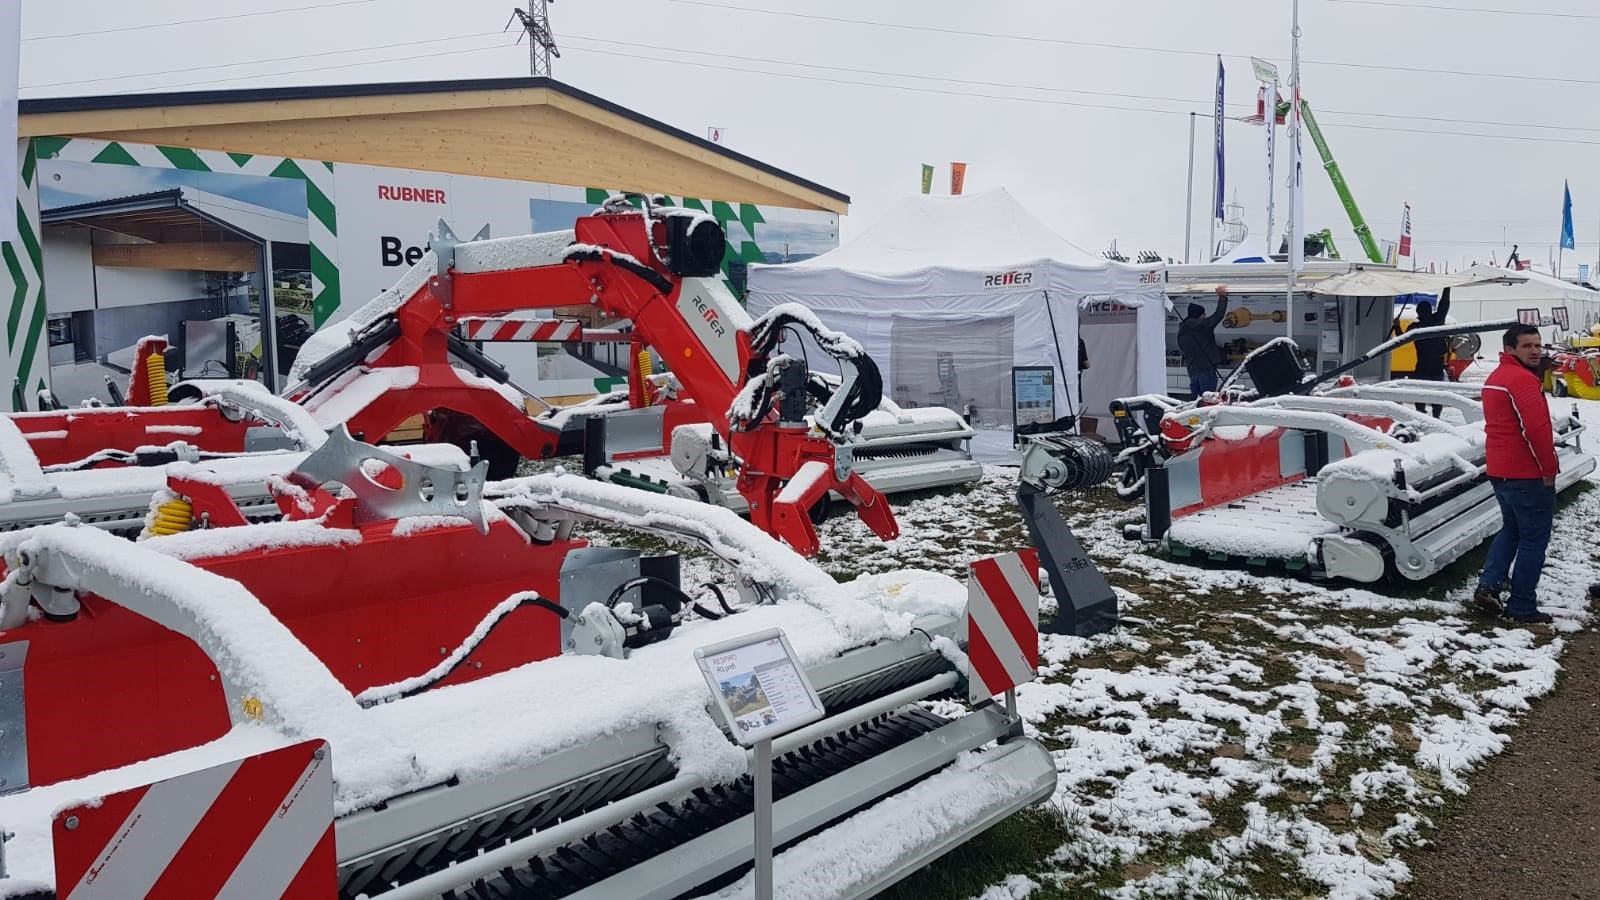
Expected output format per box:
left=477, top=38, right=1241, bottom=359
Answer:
left=1472, top=323, right=1557, bottom=624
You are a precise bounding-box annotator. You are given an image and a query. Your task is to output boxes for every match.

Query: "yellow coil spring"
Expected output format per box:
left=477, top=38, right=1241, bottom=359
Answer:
left=145, top=352, right=169, bottom=406
left=148, top=498, right=194, bottom=536
left=637, top=351, right=655, bottom=404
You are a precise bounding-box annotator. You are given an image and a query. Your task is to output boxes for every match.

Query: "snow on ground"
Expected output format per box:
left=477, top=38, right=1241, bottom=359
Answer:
left=758, top=461, right=1599, bottom=899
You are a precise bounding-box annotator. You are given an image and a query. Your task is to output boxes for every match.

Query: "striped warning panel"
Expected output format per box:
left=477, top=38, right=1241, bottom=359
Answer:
left=962, top=550, right=1041, bottom=703
left=53, top=739, right=334, bottom=900
left=460, top=318, right=583, bottom=342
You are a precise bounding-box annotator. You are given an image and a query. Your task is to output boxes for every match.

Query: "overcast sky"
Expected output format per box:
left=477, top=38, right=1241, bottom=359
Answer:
left=18, top=0, right=1600, bottom=276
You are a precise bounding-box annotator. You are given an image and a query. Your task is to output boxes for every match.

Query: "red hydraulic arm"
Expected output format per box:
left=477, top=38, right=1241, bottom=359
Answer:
left=295, top=206, right=897, bottom=555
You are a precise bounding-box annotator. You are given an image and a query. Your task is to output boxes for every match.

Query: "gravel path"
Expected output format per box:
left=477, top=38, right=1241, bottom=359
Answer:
left=1404, top=626, right=1600, bottom=900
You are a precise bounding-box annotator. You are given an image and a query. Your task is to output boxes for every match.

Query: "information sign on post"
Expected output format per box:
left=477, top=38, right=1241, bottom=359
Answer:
left=1012, top=366, right=1057, bottom=444
left=696, top=629, right=824, bottom=899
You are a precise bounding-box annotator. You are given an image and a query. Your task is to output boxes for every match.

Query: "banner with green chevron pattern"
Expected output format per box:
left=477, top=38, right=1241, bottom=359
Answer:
left=0, top=137, right=838, bottom=409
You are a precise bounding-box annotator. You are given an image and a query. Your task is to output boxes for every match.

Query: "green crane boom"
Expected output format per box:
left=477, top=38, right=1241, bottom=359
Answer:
left=1298, top=99, right=1385, bottom=264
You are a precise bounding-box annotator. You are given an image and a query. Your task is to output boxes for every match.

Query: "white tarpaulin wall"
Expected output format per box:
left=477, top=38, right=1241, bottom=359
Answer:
left=747, top=189, right=1166, bottom=462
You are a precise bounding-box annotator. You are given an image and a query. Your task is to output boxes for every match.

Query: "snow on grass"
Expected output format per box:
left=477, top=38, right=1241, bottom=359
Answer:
left=804, top=466, right=1600, bottom=900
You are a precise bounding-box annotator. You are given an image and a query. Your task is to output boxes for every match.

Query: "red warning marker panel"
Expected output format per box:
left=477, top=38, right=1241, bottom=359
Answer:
left=54, top=739, right=335, bottom=900
left=962, top=550, right=1041, bottom=703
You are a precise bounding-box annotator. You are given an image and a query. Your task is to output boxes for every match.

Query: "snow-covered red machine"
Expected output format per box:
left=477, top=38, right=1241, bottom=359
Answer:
left=1111, top=327, right=1596, bottom=583
left=280, top=198, right=928, bottom=555
left=0, top=201, right=983, bottom=556
left=0, top=430, right=1056, bottom=898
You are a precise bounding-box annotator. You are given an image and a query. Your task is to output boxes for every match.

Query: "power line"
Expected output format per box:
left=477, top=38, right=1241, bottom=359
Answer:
left=49, top=23, right=1600, bottom=152
left=665, top=0, right=1600, bottom=88
left=36, top=21, right=1595, bottom=144
left=1321, top=0, right=1600, bottom=19
left=23, top=31, right=504, bottom=90
left=567, top=34, right=1600, bottom=138
left=25, top=0, right=382, bottom=41
left=102, top=39, right=516, bottom=94
left=562, top=42, right=1600, bottom=149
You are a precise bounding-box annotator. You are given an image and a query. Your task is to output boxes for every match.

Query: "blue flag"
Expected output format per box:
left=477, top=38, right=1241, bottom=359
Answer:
left=1213, top=56, right=1225, bottom=220
left=1561, top=181, right=1576, bottom=250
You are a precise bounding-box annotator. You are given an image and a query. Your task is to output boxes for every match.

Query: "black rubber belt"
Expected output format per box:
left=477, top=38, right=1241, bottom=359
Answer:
left=442, top=707, right=949, bottom=900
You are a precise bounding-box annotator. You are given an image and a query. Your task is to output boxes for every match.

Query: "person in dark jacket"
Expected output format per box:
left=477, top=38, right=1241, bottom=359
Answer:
left=1177, top=285, right=1229, bottom=397
left=1472, top=323, right=1558, bottom=624
left=1409, top=288, right=1451, bottom=417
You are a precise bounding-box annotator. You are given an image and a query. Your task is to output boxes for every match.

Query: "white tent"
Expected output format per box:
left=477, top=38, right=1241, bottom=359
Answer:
left=1451, top=264, right=1600, bottom=336
left=1215, top=235, right=1274, bottom=264
left=747, top=189, right=1167, bottom=461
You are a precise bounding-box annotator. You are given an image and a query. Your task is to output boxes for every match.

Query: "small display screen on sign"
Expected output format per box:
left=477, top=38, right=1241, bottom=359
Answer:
left=696, top=630, right=824, bottom=746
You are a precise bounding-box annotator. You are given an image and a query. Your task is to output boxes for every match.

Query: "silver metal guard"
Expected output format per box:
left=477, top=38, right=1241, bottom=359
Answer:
left=287, top=426, right=490, bottom=533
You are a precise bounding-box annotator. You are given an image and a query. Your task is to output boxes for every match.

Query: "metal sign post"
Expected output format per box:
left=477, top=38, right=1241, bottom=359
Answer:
left=696, top=628, right=825, bottom=899
left=752, top=736, right=774, bottom=898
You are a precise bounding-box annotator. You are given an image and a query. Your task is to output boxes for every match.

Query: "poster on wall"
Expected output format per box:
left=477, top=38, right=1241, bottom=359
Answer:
left=36, top=160, right=309, bottom=404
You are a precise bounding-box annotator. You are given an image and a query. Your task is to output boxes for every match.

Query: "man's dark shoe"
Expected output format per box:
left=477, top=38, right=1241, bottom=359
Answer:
left=1471, top=586, right=1504, bottom=616
left=1588, top=583, right=1600, bottom=601
left=1505, top=609, right=1554, bottom=625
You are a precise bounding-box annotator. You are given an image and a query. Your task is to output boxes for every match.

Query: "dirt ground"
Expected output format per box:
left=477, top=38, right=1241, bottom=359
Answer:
left=1404, top=626, right=1600, bottom=900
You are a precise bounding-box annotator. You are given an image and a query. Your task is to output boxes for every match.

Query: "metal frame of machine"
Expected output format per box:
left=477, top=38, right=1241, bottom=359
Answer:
left=1110, top=323, right=1597, bottom=583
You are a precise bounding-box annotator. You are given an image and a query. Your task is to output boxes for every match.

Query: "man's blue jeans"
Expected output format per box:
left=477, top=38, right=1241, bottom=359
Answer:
left=1479, top=478, right=1555, bottom=616
left=1188, top=370, right=1218, bottom=397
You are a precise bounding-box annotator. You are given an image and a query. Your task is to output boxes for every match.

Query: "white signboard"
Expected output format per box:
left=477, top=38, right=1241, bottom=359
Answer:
left=695, top=628, right=823, bottom=746
left=1250, top=57, right=1280, bottom=85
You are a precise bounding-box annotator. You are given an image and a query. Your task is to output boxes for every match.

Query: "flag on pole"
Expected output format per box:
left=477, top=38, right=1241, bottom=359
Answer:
left=951, top=162, right=968, bottom=196
left=1213, top=56, right=1225, bottom=220
left=1398, top=202, right=1413, bottom=258
left=1561, top=181, right=1576, bottom=250
left=920, top=164, right=934, bottom=195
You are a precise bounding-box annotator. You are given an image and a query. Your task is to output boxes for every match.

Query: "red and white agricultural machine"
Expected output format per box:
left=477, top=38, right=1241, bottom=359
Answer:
left=0, top=428, right=1057, bottom=898
left=1, top=199, right=980, bottom=557
left=0, top=203, right=1127, bottom=898
left=1110, top=326, right=1596, bottom=583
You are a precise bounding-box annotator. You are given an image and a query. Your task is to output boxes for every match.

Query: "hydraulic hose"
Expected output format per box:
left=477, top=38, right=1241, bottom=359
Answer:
left=354, top=593, right=569, bottom=706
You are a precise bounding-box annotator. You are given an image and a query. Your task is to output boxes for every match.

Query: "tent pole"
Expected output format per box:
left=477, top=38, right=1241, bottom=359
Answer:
left=1185, top=112, right=1196, bottom=264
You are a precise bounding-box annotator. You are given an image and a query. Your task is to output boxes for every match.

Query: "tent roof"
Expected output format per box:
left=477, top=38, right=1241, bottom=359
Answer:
left=1458, top=264, right=1598, bottom=297
left=1306, top=269, right=1516, bottom=297
left=776, top=188, right=1106, bottom=274
left=1215, top=236, right=1274, bottom=264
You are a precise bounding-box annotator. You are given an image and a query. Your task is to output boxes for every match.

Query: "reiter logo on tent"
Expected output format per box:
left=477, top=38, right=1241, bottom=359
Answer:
left=982, top=270, right=1033, bottom=289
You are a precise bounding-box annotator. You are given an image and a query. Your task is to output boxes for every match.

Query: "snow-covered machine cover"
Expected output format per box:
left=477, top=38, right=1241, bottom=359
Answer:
left=1109, top=331, right=1597, bottom=583
left=0, top=436, right=1055, bottom=899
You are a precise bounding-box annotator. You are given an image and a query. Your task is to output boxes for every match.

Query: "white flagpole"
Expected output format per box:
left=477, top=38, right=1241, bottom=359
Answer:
left=1285, top=0, right=1302, bottom=341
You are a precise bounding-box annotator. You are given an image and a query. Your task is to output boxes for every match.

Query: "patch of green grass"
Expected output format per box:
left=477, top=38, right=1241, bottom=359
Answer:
left=874, top=804, right=1088, bottom=900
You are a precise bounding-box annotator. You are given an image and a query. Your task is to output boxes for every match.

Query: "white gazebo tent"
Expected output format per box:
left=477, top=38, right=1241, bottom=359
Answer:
left=746, top=189, right=1167, bottom=462
left=1451, top=264, right=1600, bottom=337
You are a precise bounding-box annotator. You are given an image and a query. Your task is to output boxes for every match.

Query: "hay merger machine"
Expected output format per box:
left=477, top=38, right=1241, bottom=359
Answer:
left=1109, top=325, right=1595, bottom=582
left=0, top=202, right=1125, bottom=899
